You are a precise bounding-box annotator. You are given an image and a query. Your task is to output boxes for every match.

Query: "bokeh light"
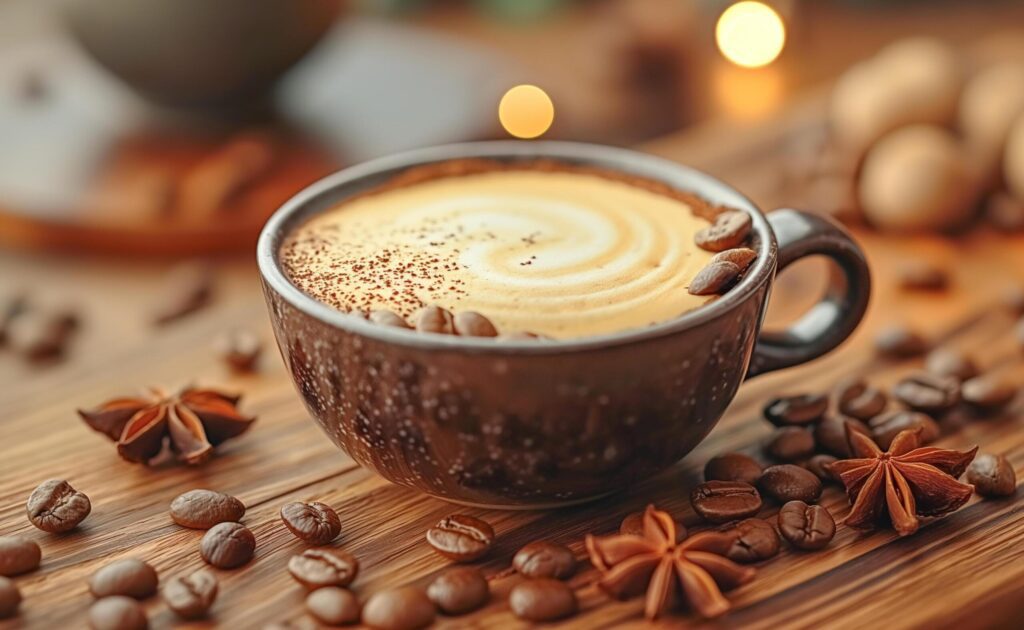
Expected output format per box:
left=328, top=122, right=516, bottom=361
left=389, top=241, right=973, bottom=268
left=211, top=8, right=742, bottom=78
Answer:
left=715, top=1, right=787, bottom=69
left=498, top=84, right=554, bottom=139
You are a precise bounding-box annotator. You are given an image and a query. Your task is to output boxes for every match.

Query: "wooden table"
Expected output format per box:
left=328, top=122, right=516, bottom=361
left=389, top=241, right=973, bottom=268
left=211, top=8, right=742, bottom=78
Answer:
left=2, top=91, right=1024, bottom=629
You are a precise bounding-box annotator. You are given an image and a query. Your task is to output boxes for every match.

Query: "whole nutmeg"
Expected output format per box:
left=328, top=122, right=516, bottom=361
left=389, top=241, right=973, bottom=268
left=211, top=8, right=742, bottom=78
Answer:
left=1006, top=116, right=1024, bottom=203
left=960, top=62, right=1024, bottom=177
left=859, top=125, right=978, bottom=232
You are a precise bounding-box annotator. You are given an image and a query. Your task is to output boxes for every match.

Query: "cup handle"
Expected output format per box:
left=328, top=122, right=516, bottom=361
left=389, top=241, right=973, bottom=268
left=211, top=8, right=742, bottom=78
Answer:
left=745, top=209, right=871, bottom=379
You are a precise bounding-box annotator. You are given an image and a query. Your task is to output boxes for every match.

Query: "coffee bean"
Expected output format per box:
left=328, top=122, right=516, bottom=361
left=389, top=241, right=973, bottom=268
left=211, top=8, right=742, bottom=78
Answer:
left=893, top=372, right=961, bottom=413
left=89, top=558, right=158, bottom=599
left=214, top=329, right=262, bottom=373
left=875, top=325, right=928, bottom=358
left=924, top=348, right=979, bottom=381
left=711, top=247, right=757, bottom=271
left=803, top=454, right=838, bottom=482
left=721, top=518, right=779, bottom=563
left=88, top=596, right=147, bottom=630
left=688, top=261, right=741, bottom=295
left=508, top=578, right=578, bottom=622
left=966, top=454, right=1016, bottom=497
left=162, top=569, right=218, bottom=620
left=690, top=481, right=762, bottom=523
left=425, top=515, right=494, bottom=562
left=704, top=452, right=763, bottom=485
left=763, top=393, right=828, bottom=427
left=513, top=541, right=576, bottom=580
left=834, top=379, right=887, bottom=421
left=765, top=427, right=815, bottom=462
left=413, top=305, right=454, bottom=334
left=758, top=465, right=822, bottom=503
left=453, top=312, right=498, bottom=337
left=280, top=501, right=341, bottom=545
left=26, top=479, right=91, bottom=533
left=306, top=587, right=361, bottom=626
left=0, top=536, right=40, bottom=576
left=897, top=261, right=948, bottom=291
left=369, top=310, right=411, bottom=329
left=0, top=577, right=20, bottom=619
left=869, top=410, right=940, bottom=450
left=986, top=191, right=1024, bottom=232
left=426, top=566, right=489, bottom=615
left=170, top=489, right=245, bottom=530
left=814, top=414, right=871, bottom=458
left=619, top=512, right=686, bottom=541
left=361, top=586, right=435, bottom=630
left=777, top=501, right=835, bottom=550
left=287, top=549, right=359, bottom=590
left=962, top=375, right=1018, bottom=412
left=695, top=211, right=752, bottom=252
left=7, top=306, right=79, bottom=362
left=199, top=522, right=255, bottom=569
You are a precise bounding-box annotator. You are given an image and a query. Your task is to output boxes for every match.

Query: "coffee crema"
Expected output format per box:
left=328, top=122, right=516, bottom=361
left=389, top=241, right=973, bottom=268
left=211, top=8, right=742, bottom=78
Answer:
left=281, top=164, right=723, bottom=339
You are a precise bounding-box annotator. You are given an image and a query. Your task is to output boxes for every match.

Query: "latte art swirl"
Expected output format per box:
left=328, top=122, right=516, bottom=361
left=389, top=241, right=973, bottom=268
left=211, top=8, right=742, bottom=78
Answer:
left=282, top=170, right=717, bottom=339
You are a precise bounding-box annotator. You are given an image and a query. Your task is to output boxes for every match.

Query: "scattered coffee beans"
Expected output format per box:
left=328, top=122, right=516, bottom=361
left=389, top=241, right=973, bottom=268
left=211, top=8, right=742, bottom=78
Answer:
left=26, top=479, right=91, bottom=533
left=758, top=465, right=822, bottom=503
left=814, top=415, right=871, bottom=458
left=875, top=325, right=928, bottom=358
left=803, top=454, right=839, bottom=482
left=306, top=587, right=361, bottom=626
left=834, top=379, right=887, bottom=421
left=690, top=481, right=762, bottom=523
left=765, top=427, right=815, bottom=462
left=361, top=586, right=435, bottom=630
left=508, top=578, right=578, bottom=622
left=869, top=410, right=940, bottom=450
left=214, top=329, right=262, bottom=373
left=453, top=312, right=498, bottom=337
left=413, top=305, right=454, bottom=334
left=962, top=375, right=1018, bottom=412
left=763, top=393, right=829, bottom=427
left=200, top=522, right=255, bottom=569
left=426, top=566, right=490, bottom=615
left=287, top=549, right=359, bottom=590
left=0, top=577, right=20, bottom=619
left=695, top=211, right=752, bottom=252
left=513, top=541, right=576, bottom=580
left=88, top=596, right=147, bottom=630
left=369, top=310, right=410, bottom=329
left=712, top=247, right=757, bottom=271
left=704, top=452, right=763, bottom=485
left=897, top=261, right=948, bottom=291
left=777, top=501, right=835, bottom=550
left=89, top=558, right=158, bottom=599
left=722, top=518, right=779, bottom=563
left=688, top=261, right=741, bottom=296
left=280, top=501, right=341, bottom=545
left=966, top=454, right=1016, bottom=497
left=170, top=489, right=245, bottom=530
left=162, top=569, right=218, bottom=620
left=425, top=515, right=494, bottom=562
left=893, top=372, right=961, bottom=413
left=924, top=348, right=979, bottom=381
left=0, top=536, right=40, bottom=576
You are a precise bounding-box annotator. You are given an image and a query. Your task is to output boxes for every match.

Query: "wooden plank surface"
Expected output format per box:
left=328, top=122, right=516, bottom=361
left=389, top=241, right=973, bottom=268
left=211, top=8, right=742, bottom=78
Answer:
left=2, top=93, right=1024, bottom=629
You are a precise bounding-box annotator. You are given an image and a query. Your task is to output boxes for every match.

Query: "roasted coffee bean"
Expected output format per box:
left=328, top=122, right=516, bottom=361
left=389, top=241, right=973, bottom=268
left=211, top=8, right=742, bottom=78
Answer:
left=306, top=587, right=361, bottom=626
left=966, top=454, right=1016, bottom=497
left=763, top=393, right=828, bottom=427
left=508, top=578, right=578, bottom=622
left=425, top=515, right=494, bottom=562
left=162, top=569, right=218, bottom=620
left=280, top=501, right=341, bottom=545
left=834, top=379, right=887, bottom=421
left=0, top=536, right=40, bottom=577
left=897, top=261, right=948, bottom=291
left=695, top=211, right=752, bottom=252
left=704, top=452, right=763, bottom=485
left=875, top=325, right=928, bottom=358
left=688, top=261, right=741, bottom=295
left=986, top=191, right=1024, bottom=232
left=814, top=415, right=871, bottom=458
left=962, top=375, right=1018, bottom=412
left=413, top=305, right=454, bottom=334
left=0, top=577, right=20, bottom=619
left=758, top=465, right=822, bottom=503
left=924, top=348, right=979, bottom=381
left=453, top=312, right=498, bottom=337
left=869, top=410, right=940, bottom=450
left=893, top=372, right=961, bottom=413
left=88, top=596, right=147, bottom=630
left=170, top=489, right=245, bottom=530
left=721, top=518, right=779, bottom=563
left=803, top=454, right=839, bottom=482
left=89, top=558, right=158, bottom=599
left=777, top=501, right=835, bottom=550
left=426, top=566, right=489, bottom=615
left=287, top=549, right=359, bottom=590
left=152, top=261, right=214, bottom=326
left=199, top=522, right=255, bottom=569
left=765, top=427, right=815, bottom=462
left=369, top=310, right=411, bottom=329
left=361, top=586, right=435, bottom=630
left=712, top=247, right=757, bottom=271
left=513, top=541, right=576, bottom=580
left=690, top=481, right=762, bottom=523
left=26, top=479, right=91, bottom=533
left=214, top=329, right=262, bottom=373
left=7, top=307, right=79, bottom=362
left=619, top=512, right=686, bottom=541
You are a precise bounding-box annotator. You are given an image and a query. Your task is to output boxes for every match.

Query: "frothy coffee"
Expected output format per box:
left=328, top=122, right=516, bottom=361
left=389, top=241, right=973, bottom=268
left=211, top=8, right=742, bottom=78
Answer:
left=281, top=165, right=719, bottom=339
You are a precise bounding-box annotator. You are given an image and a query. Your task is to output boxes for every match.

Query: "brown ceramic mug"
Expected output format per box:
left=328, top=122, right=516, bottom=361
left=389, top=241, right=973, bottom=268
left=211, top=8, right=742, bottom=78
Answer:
left=257, top=141, right=870, bottom=508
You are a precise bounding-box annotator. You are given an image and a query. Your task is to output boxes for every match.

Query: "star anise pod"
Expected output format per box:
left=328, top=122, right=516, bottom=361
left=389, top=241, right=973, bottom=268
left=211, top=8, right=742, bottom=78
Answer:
left=829, top=423, right=977, bottom=536
left=586, top=505, right=754, bottom=620
left=79, top=386, right=255, bottom=465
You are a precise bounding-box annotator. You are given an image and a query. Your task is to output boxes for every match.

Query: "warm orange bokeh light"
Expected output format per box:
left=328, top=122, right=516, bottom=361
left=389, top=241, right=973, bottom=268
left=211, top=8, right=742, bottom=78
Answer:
left=498, top=85, right=555, bottom=139
left=716, top=1, right=787, bottom=68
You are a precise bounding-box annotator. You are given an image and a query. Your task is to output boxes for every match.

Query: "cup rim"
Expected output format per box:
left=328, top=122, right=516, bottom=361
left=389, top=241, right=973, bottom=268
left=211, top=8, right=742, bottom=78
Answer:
left=257, top=140, right=777, bottom=354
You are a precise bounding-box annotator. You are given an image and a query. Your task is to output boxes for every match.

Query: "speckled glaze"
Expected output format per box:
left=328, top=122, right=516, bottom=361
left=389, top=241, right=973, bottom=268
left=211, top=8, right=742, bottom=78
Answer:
left=258, top=142, right=870, bottom=508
